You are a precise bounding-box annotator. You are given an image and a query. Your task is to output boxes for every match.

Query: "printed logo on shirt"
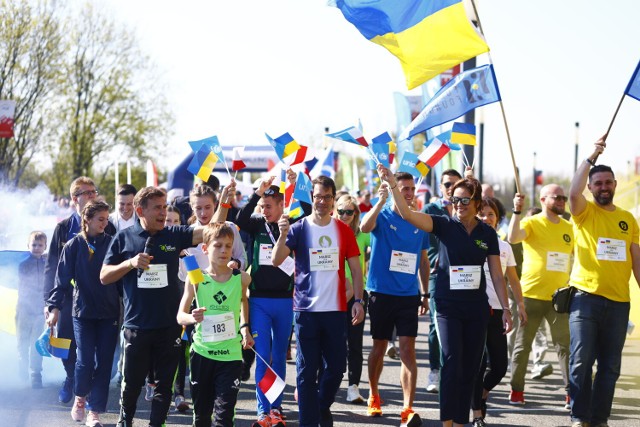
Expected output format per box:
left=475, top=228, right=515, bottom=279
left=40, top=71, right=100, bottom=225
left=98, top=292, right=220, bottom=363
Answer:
left=390, top=224, right=397, bottom=231
left=619, top=221, right=629, bottom=232
left=213, top=291, right=227, bottom=305
left=158, top=244, right=177, bottom=252
left=207, top=348, right=231, bottom=356
left=318, top=235, right=332, bottom=248
left=474, top=240, right=488, bottom=250
left=563, top=233, right=571, bottom=243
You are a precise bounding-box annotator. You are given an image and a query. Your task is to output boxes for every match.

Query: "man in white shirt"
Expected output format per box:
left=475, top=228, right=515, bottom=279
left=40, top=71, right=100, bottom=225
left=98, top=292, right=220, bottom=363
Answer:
left=109, top=184, right=137, bottom=232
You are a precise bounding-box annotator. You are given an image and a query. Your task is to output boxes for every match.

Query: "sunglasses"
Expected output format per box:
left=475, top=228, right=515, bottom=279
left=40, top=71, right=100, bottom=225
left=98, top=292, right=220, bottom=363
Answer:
left=337, top=209, right=355, bottom=216
left=442, top=182, right=454, bottom=188
left=451, top=196, right=472, bottom=205
left=547, top=195, right=568, bottom=202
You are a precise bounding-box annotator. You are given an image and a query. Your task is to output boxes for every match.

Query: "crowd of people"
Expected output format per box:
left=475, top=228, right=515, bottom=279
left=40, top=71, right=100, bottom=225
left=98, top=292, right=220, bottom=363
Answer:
left=14, top=137, right=637, bottom=427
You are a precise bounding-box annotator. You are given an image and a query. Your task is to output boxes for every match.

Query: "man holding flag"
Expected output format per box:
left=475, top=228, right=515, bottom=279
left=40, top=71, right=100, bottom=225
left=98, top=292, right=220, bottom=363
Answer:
left=232, top=171, right=311, bottom=427
left=272, top=175, right=364, bottom=427
left=567, top=137, right=640, bottom=427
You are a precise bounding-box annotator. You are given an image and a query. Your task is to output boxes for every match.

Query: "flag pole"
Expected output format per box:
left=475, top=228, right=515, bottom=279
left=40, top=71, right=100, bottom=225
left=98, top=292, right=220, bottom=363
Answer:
left=469, top=0, right=522, bottom=194
left=594, top=92, right=627, bottom=163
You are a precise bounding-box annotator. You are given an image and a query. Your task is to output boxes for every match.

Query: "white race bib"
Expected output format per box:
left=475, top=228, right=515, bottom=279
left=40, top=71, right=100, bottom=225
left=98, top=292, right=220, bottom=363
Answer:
left=200, top=312, right=237, bottom=343
left=309, top=247, right=339, bottom=271
left=449, top=265, right=481, bottom=290
left=258, top=244, right=273, bottom=265
left=137, top=264, right=168, bottom=289
left=596, top=237, right=627, bottom=262
left=546, top=251, right=570, bottom=272
left=278, top=256, right=295, bottom=276
left=389, top=250, right=418, bottom=274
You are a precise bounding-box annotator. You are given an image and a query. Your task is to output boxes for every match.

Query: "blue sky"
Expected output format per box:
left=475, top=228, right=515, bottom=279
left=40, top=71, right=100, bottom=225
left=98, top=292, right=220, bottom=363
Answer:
left=104, top=0, right=640, bottom=184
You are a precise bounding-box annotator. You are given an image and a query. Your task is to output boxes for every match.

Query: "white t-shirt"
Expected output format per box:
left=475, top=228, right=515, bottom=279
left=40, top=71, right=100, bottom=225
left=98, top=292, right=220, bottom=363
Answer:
left=483, top=238, right=516, bottom=309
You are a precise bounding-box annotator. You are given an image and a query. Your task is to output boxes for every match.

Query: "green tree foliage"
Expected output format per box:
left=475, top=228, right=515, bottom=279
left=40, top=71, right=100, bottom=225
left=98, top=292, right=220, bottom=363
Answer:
left=0, top=0, right=64, bottom=186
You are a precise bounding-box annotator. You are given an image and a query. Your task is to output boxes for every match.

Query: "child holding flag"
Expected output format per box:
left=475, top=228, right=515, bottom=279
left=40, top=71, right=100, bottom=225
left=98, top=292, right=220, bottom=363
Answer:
left=177, top=222, right=253, bottom=427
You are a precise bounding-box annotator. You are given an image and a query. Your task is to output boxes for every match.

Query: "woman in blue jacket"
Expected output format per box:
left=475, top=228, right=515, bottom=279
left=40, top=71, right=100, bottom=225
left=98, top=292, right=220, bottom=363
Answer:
left=46, top=200, right=119, bottom=427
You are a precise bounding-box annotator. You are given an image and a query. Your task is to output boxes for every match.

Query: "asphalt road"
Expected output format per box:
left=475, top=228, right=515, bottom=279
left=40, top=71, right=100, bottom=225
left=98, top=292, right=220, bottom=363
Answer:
left=0, top=317, right=638, bottom=427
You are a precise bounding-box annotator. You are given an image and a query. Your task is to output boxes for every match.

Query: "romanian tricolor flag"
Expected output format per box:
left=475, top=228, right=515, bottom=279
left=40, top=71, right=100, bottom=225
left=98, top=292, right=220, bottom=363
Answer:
left=183, top=255, right=205, bottom=284
left=451, top=122, right=476, bottom=146
left=231, top=147, right=247, bottom=171
left=326, top=126, right=369, bottom=147
left=419, top=137, right=451, bottom=168
left=335, top=0, right=489, bottom=90
left=48, top=334, right=71, bottom=359
left=187, top=145, right=219, bottom=182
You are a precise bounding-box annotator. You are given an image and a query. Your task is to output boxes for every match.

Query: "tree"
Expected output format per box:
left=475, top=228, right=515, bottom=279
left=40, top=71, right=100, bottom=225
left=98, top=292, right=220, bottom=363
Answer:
left=0, top=0, right=65, bottom=186
left=51, top=2, right=172, bottom=191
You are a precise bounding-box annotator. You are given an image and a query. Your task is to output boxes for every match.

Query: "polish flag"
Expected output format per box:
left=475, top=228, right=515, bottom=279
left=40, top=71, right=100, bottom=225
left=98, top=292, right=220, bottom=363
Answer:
left=258, top=365, right=286, bottom=404
left=231, top=147, right=247, bottom=171
left=419, top=137, right=451, bottom=168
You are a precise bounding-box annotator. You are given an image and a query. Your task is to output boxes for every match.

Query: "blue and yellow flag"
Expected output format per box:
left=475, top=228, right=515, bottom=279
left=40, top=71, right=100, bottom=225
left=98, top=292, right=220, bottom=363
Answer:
left=399, top=64, right=500, bottom=141
left=265, top=133, right=302, bottom=162
left=335, top=0, right=489, bottom=90
left=184, top=255, right=205, bottom=284
left=187, top=145, right=219, bottom=182
left=398, top=152, right=426, bottom=179
left=48, top=334, right=71, bottom=359
left=289, top=200, right=304, bottom=220
left=451, top=122, right=476, bottom=146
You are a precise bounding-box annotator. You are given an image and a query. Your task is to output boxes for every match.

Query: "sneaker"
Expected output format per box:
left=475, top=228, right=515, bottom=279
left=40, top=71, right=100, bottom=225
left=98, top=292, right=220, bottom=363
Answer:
left=270, top=408, right=286, bottom=427
left=71, top=396, right=86, bottom=422
left=85, top=411, right=103, bottom=427
left=31, top=373, right=43, bottom=389
left=58, top=377, right=73, bottom=404
left=319, top=408, right=333, bottom=427
left=564, top=395, right=572, bottom=410
left=386, top=343, right=400, bottom=360
left=530, top=362, right=553, bottom=380
left=426, top=370, right=439, bottom=393
left=509, top=390, right=525, bottom=405
left=400, top=408, right=422, bottom=427
left=472, top=417, right=487, bottom=427
left=145, top=383, right=155, bottom=401
left=346, top=384, right=364, bottom=404
left=175, top=394, right=189, bottom=412
left=252, top=413, right=272, bottom=427
left=367, top=394, right=383, bottom=417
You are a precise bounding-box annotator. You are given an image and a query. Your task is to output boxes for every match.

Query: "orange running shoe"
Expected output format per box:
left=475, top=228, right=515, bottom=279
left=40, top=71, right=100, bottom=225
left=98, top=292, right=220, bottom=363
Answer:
left=367, top=394, right=383, bottom=417
left=400, top=407, right=422, bottom=427
left=270, top=408, right=286, bottom=427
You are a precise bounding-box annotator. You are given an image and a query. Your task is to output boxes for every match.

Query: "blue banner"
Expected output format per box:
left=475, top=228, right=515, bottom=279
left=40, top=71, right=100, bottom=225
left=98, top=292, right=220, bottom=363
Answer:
left=399, top=64, right=501, bottom=141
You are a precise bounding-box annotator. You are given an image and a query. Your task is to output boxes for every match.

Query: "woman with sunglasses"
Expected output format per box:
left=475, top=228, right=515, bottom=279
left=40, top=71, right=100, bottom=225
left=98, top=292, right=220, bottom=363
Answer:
left=377, top=164, right=513, bottom=427
left=334, top=194, right=371, bottom=404
left=470, top=197, right=527, bottom=426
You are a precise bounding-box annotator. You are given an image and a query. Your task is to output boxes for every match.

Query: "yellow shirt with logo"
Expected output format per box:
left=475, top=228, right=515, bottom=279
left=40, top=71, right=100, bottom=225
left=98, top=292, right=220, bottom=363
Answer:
left=520, top=215, right=574, bottom=300
left=569, top=201, right=638, bottom=302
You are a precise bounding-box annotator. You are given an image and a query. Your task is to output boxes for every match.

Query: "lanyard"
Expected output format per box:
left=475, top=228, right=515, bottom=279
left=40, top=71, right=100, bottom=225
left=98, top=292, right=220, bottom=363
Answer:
left=264, top=222, right=278, bottom=245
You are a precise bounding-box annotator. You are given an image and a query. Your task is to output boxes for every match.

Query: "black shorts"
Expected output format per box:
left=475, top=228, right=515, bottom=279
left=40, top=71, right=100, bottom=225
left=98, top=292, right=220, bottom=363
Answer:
left=368, top=292, right=420, bottom=340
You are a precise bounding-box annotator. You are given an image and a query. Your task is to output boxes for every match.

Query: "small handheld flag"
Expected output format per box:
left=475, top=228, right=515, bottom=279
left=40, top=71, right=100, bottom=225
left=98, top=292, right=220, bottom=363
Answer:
left=292, top=171, right=313, bottom=205
left=398, top=152, right=427, bottom=179
left=288, top=200, right=304, bottom=220
left=266, top=133, right=308, bottom=166
left=280, top=167, right=287, bottom=194
left=183, top=255, right=205, bottom=284
left=187, top=146, right=219, bottom=182
left=326, top=126, right=369, bottom=147
left=254, top=348, right=286, bottom=404
left=34, top=328, right=52, bottom=357
left=451, top=123, right=476, bottom=146
left=231, top=147, right=247, bottom=172
left=419, top=137, right=451, bottom=168
left=48, top=332, right=71, bottom=359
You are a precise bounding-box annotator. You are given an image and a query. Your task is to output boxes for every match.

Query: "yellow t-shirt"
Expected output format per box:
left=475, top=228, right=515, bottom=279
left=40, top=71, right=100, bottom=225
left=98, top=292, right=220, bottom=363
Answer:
left=520, top=215, right=574, bottom=300
left=569, top=201, right=639, bottom=302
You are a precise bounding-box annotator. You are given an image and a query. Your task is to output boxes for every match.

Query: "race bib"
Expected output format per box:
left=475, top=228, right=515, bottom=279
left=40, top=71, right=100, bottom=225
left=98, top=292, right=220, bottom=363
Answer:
left=259, top=244, right=273, bottom=265
left=309, top=247, right=339, bottom=271
left=137, top=264, right=168, bottom=289
left=546, top=251, right=570, bottom=272
left=449, top=265, right=481, bottom=290
left=389, top=250, right=418, bottom=274
left=201, top=312, right=237, bottom=343
left=596, top=237, right=627, bottom=262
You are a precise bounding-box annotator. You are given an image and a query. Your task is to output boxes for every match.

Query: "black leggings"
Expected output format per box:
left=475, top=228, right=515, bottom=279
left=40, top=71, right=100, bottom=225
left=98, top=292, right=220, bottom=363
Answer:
left=346, top=293, right=368, bottom=385
left=471, top=308, right=508, bottom=410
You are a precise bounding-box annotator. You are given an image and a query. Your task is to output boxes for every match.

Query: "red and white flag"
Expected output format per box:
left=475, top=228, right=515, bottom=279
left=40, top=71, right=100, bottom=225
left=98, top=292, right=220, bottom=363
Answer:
left=419, top=137, right=451, bottom=168
left=258, top=364, right=286, bottom=404
left=231, top=147, right=247, bottom=171
left=0, top=100, right=16, bottom=139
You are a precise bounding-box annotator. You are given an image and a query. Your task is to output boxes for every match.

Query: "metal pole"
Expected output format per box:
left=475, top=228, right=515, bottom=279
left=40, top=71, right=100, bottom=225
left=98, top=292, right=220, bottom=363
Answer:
left=462, top=58, right=476, bottom=174
left=532, top=152, right=537, bottom=206
left=573, top=122, right=580, bottom=172
left=478, top=121, right=485, bottom=183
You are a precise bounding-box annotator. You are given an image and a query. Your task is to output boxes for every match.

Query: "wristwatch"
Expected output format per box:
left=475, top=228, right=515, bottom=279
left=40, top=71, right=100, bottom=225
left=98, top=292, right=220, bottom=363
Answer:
left=354, top=298, right=365, bottom=305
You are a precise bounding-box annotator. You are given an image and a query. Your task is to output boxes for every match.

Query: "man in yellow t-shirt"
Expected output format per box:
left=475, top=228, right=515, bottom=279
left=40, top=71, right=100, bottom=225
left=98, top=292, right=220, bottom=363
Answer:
left=507, top=184, right=573, bottom=407
left=567, top=137, right=640, bottom=427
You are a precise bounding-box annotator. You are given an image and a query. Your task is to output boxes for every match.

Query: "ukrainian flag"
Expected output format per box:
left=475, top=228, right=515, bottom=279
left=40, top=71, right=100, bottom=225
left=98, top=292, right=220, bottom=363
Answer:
left=266, top=133, right=301, bottom=162
left=183, top=255, right=205, bottom=284
left=187, top=145, right=219, bottom=182
left=289, top=200, right=303, bottom=220
left=336, top=0, right=489, bottom=89
left=451, top=122, right=476, bottom=145
left=48, top=334, right=71, bottom=359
